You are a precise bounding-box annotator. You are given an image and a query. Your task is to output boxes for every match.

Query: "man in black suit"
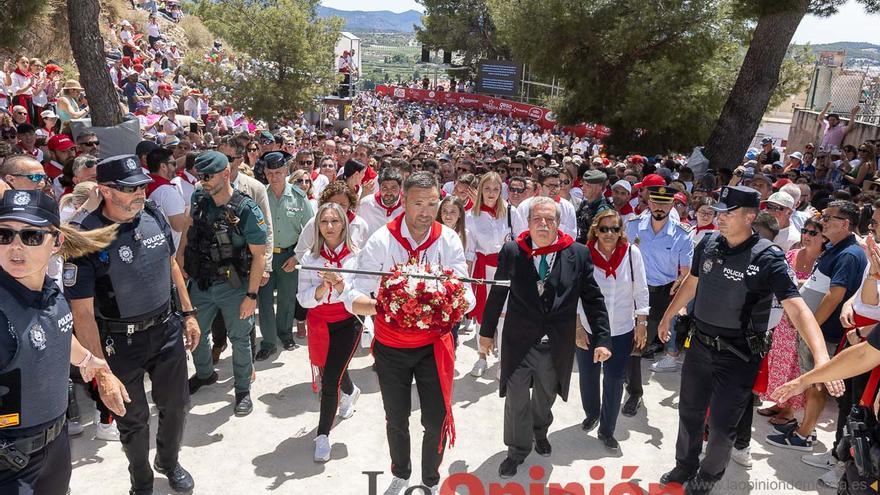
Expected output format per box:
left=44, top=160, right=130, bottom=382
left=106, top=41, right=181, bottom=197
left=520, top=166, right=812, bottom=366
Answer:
left=480, top=196, right=612, bottom=478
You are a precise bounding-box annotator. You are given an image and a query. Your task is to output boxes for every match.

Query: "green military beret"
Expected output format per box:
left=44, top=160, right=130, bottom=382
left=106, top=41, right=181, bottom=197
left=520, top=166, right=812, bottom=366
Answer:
left=194, top=151, right=230, bottom=175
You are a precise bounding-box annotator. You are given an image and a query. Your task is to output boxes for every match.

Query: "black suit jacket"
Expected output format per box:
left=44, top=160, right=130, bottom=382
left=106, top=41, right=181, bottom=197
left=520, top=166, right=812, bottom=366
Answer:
left=480, top=239, right=611, bottom=400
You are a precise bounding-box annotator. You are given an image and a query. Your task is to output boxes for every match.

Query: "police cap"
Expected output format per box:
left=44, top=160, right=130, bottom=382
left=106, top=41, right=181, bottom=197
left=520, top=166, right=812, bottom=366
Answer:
left=97, top=154, right=153, bottom=187
left=713, top=185, right=761, bottom=212
left=262, top=151, right=293, bottom=170
left=194, top=151, right=230, bottom=175
left=582, top=169, right=607, bottom=184
left=0, top=190, right=60, bottom=228
left=646, top=185, right=675, bottom=204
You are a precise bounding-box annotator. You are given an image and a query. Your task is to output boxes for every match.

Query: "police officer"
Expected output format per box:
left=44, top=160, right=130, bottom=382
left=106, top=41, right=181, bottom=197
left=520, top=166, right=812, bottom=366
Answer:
left=574, top=169, right=610, bottom=243
left=622, top=184, right=693, bottom=416
left=65, top=155, right=200, bottom=495
left=256, top=151, right=313, bottom=361
left=655, top=185, right=839, bottom=494
left=181, top=151, right=268, bottom=416
left=0, top=189, right=128, bottom=494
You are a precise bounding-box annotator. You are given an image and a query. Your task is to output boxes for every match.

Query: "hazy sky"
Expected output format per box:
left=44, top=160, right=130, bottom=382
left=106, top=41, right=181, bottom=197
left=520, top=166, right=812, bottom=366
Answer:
left=321, top=0, right=880, bottom=45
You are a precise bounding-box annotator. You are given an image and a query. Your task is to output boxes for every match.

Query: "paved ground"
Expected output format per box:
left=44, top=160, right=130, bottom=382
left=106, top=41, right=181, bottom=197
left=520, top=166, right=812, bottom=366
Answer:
left=70, top=326, right=842, bottom=495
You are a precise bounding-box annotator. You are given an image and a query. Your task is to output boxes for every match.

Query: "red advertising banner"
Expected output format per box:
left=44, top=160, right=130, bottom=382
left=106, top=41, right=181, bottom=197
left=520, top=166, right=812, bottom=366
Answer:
left=374, top=85, right=610, bottom=139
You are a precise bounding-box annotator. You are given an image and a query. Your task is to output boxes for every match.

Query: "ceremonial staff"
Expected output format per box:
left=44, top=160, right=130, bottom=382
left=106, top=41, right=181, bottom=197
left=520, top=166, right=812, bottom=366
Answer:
left=295, top=265, right=511, bottom=287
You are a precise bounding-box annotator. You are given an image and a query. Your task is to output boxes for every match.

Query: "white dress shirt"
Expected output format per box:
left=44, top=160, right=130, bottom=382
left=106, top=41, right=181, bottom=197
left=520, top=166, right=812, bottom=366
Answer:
left=465, top=208, right=511, bottom=257
left=295, top=214, right=369, bottom=263
left=577, top=244, right=650, bottom=336
left=358, top=193, right=403, bottom=238
left=853, top=267, right=880, bottom=321
left=296, top=245, right=357, bottom=308
left=513, top=196, right=577, bottom=238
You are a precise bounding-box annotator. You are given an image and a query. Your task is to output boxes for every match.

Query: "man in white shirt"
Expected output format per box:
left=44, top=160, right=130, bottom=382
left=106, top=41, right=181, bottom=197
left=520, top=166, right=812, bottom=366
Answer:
left=357, top=167, right=403, bottom=237
left=514, top=167, right=577, bottom=237
left=146, top=148, right=189, bottom=249
left=762, top=191, right=801, bottom=251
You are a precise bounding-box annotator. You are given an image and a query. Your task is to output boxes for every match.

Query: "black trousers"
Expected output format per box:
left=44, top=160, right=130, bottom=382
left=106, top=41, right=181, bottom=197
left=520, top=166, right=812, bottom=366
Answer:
left=504, top=343, right=557, bottom=461
left=373, top=341, right=447, bottom=487
left=317, top=317, right=360, bottom=436
left=105, top=314, right=189, bottom=494
left=675, top=334, right=761, bottom=480
left=0, top=423, right=71, bottom=495
left=626, top=282, right=672, bottom=399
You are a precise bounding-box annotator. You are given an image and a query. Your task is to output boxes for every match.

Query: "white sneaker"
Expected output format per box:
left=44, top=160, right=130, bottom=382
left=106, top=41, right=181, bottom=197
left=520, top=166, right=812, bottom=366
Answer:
left=314, top=435, right=331, bottom=462
left=384, top=476, right=409, bottom=495
left=650, top=355, right=680, bottom=373
left=470, top=358, right=487, bottom=378
left=730, top=445, right=752, bottom=468
left=818, top=462, right=845, bottom=487
left=68, top=420, right=84, bottom=436
left=95, top=420, right=120, bottom=442
left=339, top=385, right=361, bottom=419
left=802, top=451, right=835, bottom=469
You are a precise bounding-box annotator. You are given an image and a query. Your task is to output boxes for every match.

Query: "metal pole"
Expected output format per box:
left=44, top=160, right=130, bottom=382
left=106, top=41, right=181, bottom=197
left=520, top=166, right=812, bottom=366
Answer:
left=295, top=264, right=511, bottom=287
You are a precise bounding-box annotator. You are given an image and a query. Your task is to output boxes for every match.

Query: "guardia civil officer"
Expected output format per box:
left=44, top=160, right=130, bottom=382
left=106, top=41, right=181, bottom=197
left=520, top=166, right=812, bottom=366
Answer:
left=655, top=185, right=842, bottom=494
left=180, top=151, right=268, bottom=416
left=0, top=190, right=128, bottom=494
left=64, top=155, right=201, bottom=495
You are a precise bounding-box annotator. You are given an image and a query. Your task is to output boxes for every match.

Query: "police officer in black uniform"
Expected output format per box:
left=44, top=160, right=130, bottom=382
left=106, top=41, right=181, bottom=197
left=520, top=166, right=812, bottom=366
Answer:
left=64, top=155, right=201, bottom=495
left=0, top=190, right=128, bottom=494
left=654, top=185, right=841, bottom=494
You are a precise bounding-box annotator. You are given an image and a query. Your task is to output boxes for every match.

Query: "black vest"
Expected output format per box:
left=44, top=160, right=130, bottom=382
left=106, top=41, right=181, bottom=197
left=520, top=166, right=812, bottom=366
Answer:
left=183, top=190, right=254, bottom=290
left=694, top=233, right=776, bottom=334
left=0, top=280, right=72, bottom=430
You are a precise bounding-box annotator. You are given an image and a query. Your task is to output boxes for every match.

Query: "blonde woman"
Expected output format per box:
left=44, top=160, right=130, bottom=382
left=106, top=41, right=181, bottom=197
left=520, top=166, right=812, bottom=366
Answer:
left=297, top=202, right=361, bottom=463
left=290, top=168, right=317, bottom=211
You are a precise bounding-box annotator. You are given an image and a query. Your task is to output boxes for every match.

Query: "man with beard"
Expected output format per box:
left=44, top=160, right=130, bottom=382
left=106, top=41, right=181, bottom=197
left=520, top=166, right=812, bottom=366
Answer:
left=574, top=170, right=610, bottom=243
left=622, top=185, right=693, bottom=416
left=611, top=180, right=636, bottom=222
left=45, top=134, right=76, bottom=187
left=358, top=167, right=403, bottom=237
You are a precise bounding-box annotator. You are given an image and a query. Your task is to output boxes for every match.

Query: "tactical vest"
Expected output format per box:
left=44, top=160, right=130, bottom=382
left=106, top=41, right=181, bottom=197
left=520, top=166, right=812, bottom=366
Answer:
left=184, top=190, right=254, bottom=290
left=694, top=233, right=776, bottom=333
left=74, top=201, right=174, bottom=321
left=0, top=282, right=72, bottom=429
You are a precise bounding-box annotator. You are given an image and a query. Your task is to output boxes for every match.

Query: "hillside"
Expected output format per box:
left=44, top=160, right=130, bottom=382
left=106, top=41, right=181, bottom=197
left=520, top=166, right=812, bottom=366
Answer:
left=316, top=6, right=423, bottom=32
left=794, top=41, right=880, bottom=67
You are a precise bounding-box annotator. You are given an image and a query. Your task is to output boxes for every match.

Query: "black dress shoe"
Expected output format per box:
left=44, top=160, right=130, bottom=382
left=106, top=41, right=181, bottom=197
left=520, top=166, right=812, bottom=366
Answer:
left=254, top=347, right=277, bottom=361
left=282, top=338, right=299, bottom=350
left=598, top=434, right=620, bottom=451
left=660, top=466, right=697, bottom=486
left=685, top=472, right=717, bottom=495
left=499, top=457, right=523, bottom=478
left=534, top=438, right=551, bottom=457
left=153, top=462, right=195, bottom=493
left=621, top=395, right=643, bottom=417
left=581, top=416, right=599, bottom=432
left=234, top=392, right=253, bottom=416
left=187, top=371, right=218, bottom=395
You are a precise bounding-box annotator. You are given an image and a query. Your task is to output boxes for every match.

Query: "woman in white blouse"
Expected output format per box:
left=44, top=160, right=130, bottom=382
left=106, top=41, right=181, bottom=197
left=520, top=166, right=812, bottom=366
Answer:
left=296, top=203, right=362, bottom=463
left=576, top=207, right=650, bottom=450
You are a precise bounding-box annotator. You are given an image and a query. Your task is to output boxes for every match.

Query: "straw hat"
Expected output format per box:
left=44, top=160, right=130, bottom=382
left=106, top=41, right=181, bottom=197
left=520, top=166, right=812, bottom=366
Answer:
left=61, top=80, right=84, bottom=91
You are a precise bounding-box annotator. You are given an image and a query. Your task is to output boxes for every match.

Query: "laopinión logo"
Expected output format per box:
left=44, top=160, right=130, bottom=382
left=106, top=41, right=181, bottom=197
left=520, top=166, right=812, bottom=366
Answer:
left=364, top=465, right=687, bottom=495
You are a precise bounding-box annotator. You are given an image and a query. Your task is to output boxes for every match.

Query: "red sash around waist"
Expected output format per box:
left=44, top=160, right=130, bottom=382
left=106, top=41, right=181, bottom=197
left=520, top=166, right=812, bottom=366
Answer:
left=470, top=252, right=499, bottom=324
left=306, top=302, right=352, bottom=391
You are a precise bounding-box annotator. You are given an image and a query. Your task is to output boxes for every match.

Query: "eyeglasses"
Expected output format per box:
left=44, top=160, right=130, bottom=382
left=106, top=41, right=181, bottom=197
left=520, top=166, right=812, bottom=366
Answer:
left=457, top=167, right=471, bottom=173
left=528, top=216, right=558, bottom=225
left=294, top=179, right=312, bottom=185
left=299, top=160, right=313, bottom=165
left=106, top=184, right=147, bottom=193
left=508, top=187, right=525, bottom=194
left=542, top=182, right=560, bottom=189
left=818, top=214, right=848, bottom=223
left=320, top=163, right=336, bottom=169
left=81, top=141, right=100, bottom=147
left=11, top=173, right=47, bottom=183
left=801, top=228, right=821, bottom=237
left=197, top=172, right=215, bottom=181
left=560, top=179, right=571, bottom=186
left=764, top=204, right=787, bottom=212
left=0, top=228, right=57, bottom=246
left=597, top=226, right=621, bottom=234
left=225, top=154, right=242, bottom=161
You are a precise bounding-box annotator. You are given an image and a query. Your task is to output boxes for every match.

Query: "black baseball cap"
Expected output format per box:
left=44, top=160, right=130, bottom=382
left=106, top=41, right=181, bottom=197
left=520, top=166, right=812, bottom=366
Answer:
left=713, top=186, right=761, bottom=212
left=0, top=190, right=61, bottom=228
left=97, top=154, right=153, bottom=186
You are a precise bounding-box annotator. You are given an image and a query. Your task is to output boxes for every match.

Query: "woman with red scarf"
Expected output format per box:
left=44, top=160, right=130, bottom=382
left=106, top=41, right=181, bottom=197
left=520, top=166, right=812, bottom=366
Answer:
left=10, top=56, right=36, bottom=124
left=466, top=171, right=510, bottom=378
left=692, top=197, right=718, bottom=245
left=576, top=207, right=649, bottom=450
left=296, top=202, right=361, bottom=463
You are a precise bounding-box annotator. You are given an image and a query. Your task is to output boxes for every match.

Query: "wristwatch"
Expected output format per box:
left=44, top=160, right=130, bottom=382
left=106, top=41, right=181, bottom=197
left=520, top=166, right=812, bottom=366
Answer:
left=245, top=292, right=258, bottom=300
left=181, top=309, right=198, bottom=318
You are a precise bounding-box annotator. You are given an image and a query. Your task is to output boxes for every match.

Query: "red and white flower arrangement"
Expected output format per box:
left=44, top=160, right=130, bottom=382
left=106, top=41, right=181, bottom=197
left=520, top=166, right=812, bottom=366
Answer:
left=376, top=262, right=468, bottom=334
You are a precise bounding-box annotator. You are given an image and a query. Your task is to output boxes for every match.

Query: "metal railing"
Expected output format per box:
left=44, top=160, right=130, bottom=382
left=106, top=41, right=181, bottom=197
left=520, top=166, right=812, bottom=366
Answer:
left=805, top=65, right=880, bottom=125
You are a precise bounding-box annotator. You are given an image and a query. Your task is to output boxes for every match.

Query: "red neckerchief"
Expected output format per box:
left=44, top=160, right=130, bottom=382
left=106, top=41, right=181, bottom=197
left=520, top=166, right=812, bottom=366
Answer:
left=176, top=169, right=196, bottom=186
left=695, top=223, right=717, bottom=233
left=346, top=210, right=356, bottom=224
left=310, top=170, right=319, bottom=181
left=13, top=67, right=31, bottom=78
left=619, top=203, right=634, bottom=215
left=146, top=174, right=172, bottom=197
left=588, top=240, right=629, bottom=278
left=553, top=195, right=561, bottom=203
left=320, top=243, right=351, bottom=268
left=479, top=204, right=496, bottom=218
left=374, top=191, right=401, bottom=217
left=386, top=213, right=443, bottom=261
left=515, top=230, right=574, bottom=258
left=463, top=198, right=473, bottom=211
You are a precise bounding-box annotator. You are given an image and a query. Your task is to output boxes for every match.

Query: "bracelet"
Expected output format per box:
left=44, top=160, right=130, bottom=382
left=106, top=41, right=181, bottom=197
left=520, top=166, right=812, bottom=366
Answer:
left=181, top=309, right=198, bottom=318
left=636, top=321, right=647, bottom=327
left=75, top=350, right=92, bottom=368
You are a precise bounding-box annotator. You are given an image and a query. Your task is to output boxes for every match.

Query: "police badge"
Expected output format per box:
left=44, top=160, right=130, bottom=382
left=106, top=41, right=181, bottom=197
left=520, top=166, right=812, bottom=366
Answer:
left=12, top=191, right=31, bottom=206
left=118, top=245, right=134, bottom=263
left=702, top=258, right=713, bottom=274
left=29, top=323, right=47, bottom=350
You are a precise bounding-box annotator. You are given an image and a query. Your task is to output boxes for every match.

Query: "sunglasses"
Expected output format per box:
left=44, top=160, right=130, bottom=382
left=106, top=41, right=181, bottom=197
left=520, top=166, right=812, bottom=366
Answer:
left=197, top=172, right=215, bottom=181
left=1, top=133, right=15, bottom=140
left=560, top=179, right=571, bottom=186
left=597, top=226, right=622, bottom=234
left=106, top=184, right=147, bottom=193
left=0, top=228, right=57, bottom=246
left=247, top=147, right=258, bottom=152
left=11, top=173, right=47, bottom=183
left=294, top=179, right=312, bottom=185
left=764, top=204, right=787, bottom=212
left=457, top=167, right=471, bottom=173
left=801, top=228, right=821, bottom=237
left=508, top=187, right=525, bottom=194
left=819, top=214, right=848, bottom=223
left=14, top=111, right=27, bottom=116
left=81, top=141, right=100, bottom=147
left=299, top=160, right=313, bottom=165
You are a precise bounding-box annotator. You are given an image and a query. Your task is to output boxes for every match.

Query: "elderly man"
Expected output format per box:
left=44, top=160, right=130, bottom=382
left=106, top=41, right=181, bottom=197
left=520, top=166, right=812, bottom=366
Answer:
left=761, top=191, right=800, bottom=250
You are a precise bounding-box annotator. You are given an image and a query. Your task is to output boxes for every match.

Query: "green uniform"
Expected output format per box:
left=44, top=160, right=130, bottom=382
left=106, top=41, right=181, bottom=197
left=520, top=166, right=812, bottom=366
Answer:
left=187, top=189, right=268, bottom=393
left=258, top=182, right=313, bottom=351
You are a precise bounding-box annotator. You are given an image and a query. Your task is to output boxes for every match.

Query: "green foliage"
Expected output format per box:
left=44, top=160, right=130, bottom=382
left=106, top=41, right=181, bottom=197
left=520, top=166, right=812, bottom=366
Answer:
left=0, top=0, right=47, bottom=48
left=186, top=0, right=342, bottom=122
left=768, top=44, right=815, bottom=109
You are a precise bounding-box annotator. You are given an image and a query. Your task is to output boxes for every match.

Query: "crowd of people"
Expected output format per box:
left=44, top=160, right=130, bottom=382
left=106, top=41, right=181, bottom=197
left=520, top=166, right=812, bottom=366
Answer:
left=2, top=5, right=880, bottom=493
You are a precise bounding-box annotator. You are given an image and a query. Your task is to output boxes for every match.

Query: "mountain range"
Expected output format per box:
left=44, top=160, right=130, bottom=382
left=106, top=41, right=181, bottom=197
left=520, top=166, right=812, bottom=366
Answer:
left=794, top=41, right=880, bottom=66
left=317, top=6, right=423, bottom=32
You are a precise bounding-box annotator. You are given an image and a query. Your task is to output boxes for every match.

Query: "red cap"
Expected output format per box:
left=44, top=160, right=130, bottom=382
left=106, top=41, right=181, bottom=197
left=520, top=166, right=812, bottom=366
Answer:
left=47, top=134, right=76, bottom=152
left=634, top=173, right=665, bottom=189
left=673, top=192, right=688, bottom=204
left=159, top=83, right=173, bottom=92
left=133, top=63, right=144, bottom=71
left=773, top=178, right=791, bottom=189
left=45, top=64, right=63, bottom=75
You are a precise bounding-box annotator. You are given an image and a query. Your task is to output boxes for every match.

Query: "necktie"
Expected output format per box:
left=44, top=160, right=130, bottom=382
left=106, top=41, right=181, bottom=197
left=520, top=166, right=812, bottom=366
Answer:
left=539, top=255, right=549, bottom=280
